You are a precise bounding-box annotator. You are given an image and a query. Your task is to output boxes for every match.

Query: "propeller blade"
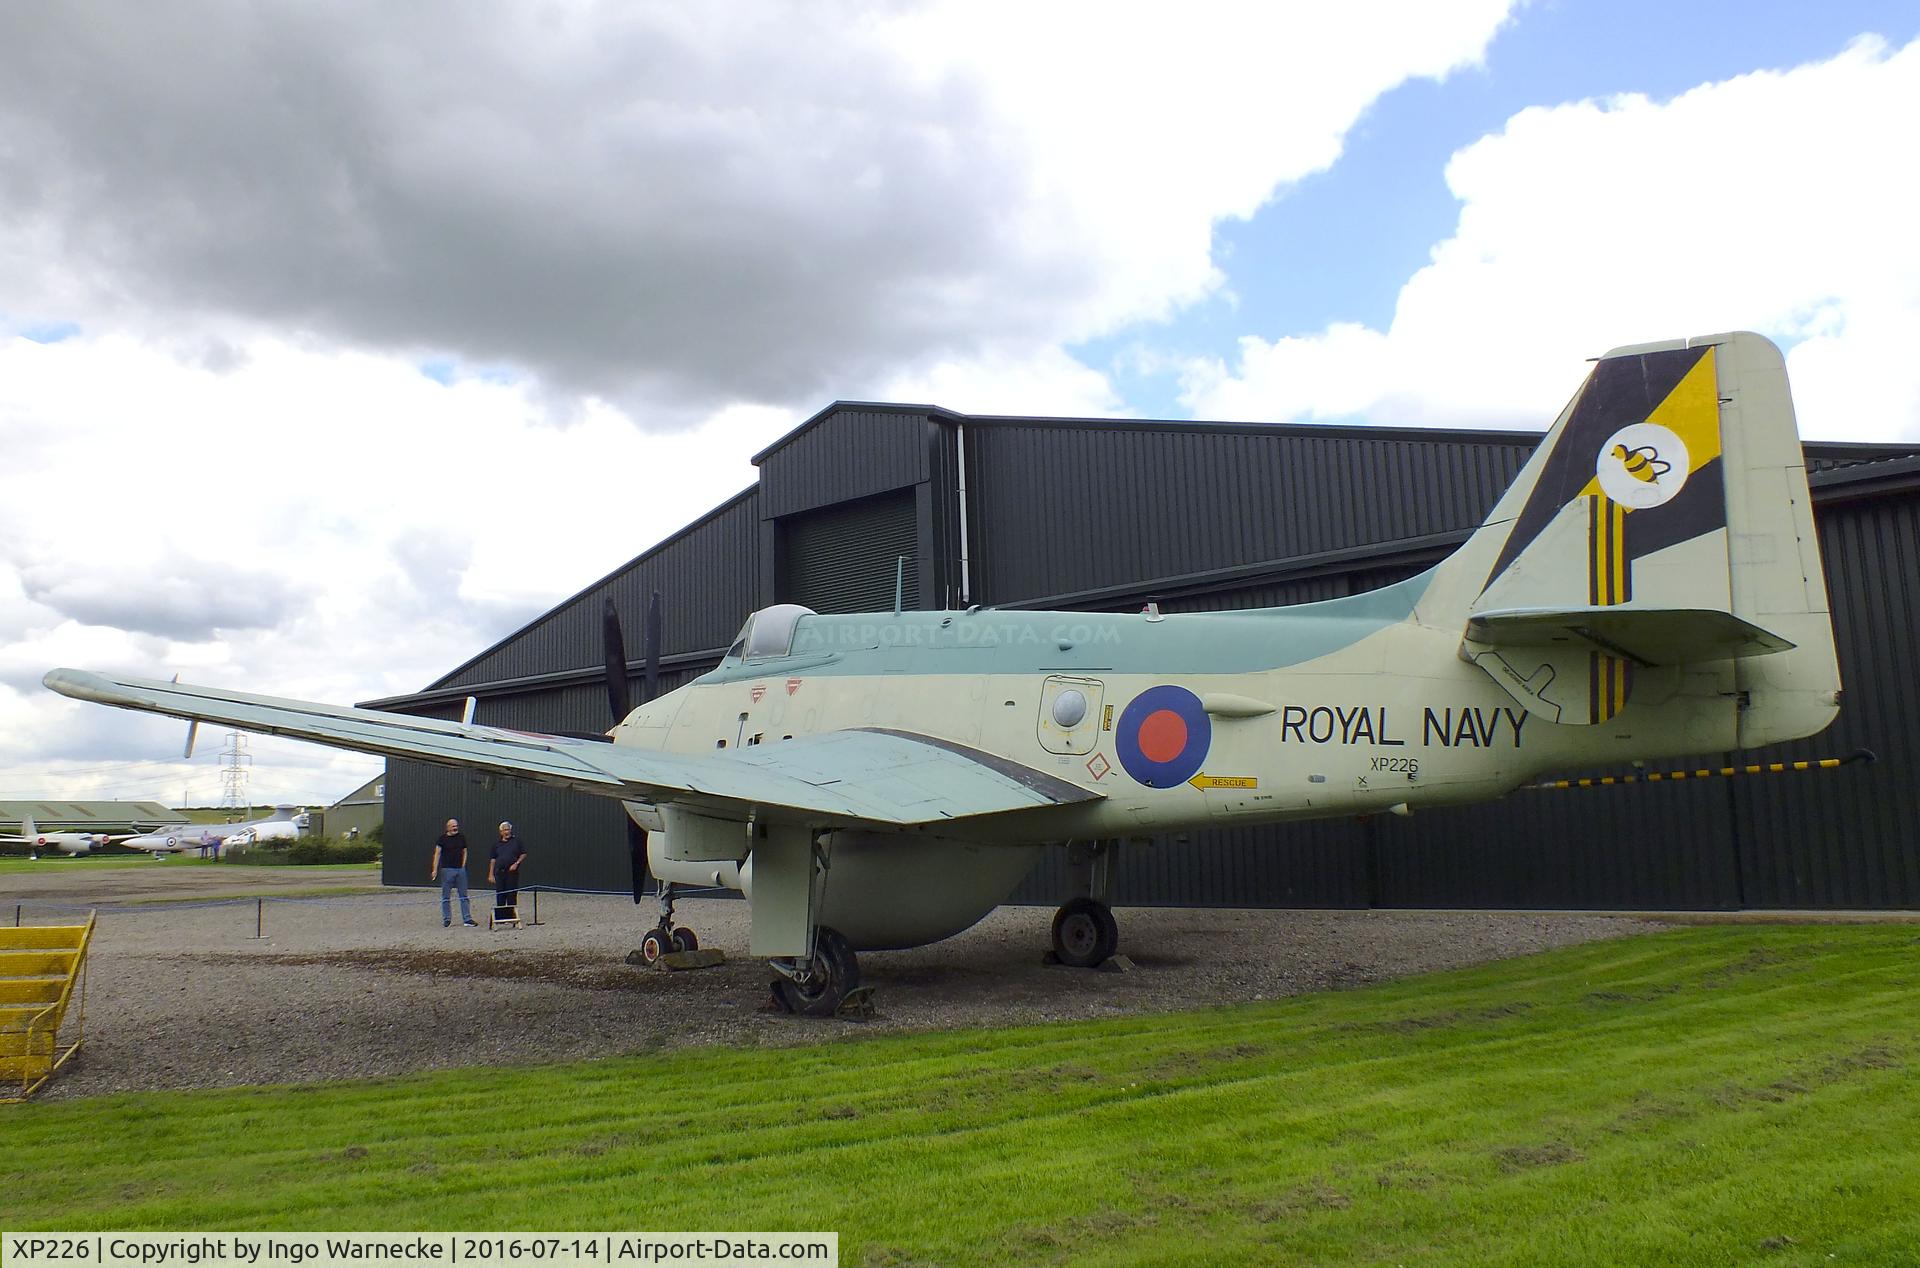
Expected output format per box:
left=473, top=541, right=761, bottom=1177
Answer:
left=627, top=818, right=649, bottom=904
left=174, top=673, right=200, bottom=758
left=643, top=589, right=662, bottom=704
left=603, top=598, right=633, bottom=721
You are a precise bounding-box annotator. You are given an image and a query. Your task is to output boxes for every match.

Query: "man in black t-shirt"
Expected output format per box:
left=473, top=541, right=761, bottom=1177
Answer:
left=430, top=818, right=476, bottom=927
left=489, top=821, right=527, bottom=923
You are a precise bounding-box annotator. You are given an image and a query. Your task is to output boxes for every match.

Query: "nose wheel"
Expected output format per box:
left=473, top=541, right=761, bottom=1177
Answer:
left=769, top=926, right=861, bottom=1016
left=637, top=924, right=700, bottom=965
left=636, top=882, right=701, bottom=966
left=1051, top=896, right=1119, bottom=968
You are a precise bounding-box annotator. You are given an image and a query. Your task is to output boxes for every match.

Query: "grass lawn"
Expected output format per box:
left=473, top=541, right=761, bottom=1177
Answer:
left=4, top=924, right=1916, bottom=1265
left=0, top=854, right=220, bottom=876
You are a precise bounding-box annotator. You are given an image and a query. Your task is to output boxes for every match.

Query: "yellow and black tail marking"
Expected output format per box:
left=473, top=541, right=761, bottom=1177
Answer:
left=1586, top=494, right=1629, bottom=607
left=1584, top=494, right=1632, bottom=722
left=1586, top=650, right=1631, bottom=724
left=1527, top=749, right=1875, bottom=791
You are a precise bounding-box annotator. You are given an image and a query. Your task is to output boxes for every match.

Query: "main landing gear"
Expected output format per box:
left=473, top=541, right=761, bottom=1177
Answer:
left=768, top=926, right=861, bottom=1017
left=1050, top=839, right=1122, bottom=968
left=635, top=882, right=700, bottom=966
left=1050, top=896, right=1119, bottom=968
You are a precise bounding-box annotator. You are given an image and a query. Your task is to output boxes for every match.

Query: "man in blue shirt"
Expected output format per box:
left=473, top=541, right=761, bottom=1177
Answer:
left=490, top=821, right=527, bottom=924
left=430, top=818, right=476, bottom=927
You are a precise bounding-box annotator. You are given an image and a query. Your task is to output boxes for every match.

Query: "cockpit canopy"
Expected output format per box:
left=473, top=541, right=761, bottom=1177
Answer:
left=726, top=603, right=816, bottom=661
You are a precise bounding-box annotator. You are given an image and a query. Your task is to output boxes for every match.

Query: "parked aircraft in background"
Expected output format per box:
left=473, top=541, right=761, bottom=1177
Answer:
left=48, top=333, right=1842, bottom=1014
left=0, top=818, right=149, bottom=857
left=121, top=807, right=308, bottom=856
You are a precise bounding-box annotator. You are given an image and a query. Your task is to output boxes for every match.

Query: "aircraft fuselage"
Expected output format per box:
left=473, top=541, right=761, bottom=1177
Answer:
left=616, top=580, right=1743, bottom=845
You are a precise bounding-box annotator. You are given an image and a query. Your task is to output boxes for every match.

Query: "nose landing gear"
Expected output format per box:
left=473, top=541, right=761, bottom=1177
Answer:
left=635, top=882, right=701, bottom=967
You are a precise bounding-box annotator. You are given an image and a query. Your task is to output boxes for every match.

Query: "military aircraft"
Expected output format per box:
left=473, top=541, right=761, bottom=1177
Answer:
left=46, top=332, right=1841, bottom=1014
left=0, top=818, right=148, bottom=857
left=120, top=807, right=308, bottom=856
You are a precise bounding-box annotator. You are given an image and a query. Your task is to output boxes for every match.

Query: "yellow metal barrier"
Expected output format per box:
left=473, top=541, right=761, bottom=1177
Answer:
left=0, top=911, right=95, bottom=1102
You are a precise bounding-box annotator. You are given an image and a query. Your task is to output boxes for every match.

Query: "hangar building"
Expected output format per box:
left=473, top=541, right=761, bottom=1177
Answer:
left=367, top=403, right=1920, bottom=910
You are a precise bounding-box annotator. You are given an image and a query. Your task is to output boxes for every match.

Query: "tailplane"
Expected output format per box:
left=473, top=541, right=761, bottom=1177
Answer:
left=1417, top=332, right=1840, bottom=746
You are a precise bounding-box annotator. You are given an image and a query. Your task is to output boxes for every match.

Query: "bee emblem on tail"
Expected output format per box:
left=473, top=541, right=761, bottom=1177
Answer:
left=1596, top=422, right=1690, bottom=511
left=1609, top=442, right=1670, bottom=484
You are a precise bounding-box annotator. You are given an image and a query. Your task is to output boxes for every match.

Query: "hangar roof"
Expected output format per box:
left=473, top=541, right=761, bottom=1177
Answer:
left=0, top=800, right=185, bottom=830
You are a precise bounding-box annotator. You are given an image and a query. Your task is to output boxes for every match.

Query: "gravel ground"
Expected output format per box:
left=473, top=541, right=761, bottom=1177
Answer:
left=8, top=865, right=1665, bottom=1101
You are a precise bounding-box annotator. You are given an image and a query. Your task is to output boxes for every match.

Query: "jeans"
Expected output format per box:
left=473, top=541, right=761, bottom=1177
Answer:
left=439, top=866, right=472, bottom=923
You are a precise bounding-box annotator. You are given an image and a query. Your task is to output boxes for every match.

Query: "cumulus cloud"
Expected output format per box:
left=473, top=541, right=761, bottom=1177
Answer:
left=1181, top=35, right=1920, bottom=442
left=20, top=558, right=301, bottom=641
left=0, top=0, right=1512, bottom=421
left=0, top=333, right=796, bottom=801
left=0, top=3, right=1540, bottom=801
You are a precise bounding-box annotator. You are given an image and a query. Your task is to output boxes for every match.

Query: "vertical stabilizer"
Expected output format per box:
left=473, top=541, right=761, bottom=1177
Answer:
left=1418, top=332, right=1840, bottom=746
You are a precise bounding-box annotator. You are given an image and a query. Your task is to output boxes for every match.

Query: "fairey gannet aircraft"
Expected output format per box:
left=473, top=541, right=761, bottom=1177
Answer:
left=47, top=332, right=1841, bottom=1014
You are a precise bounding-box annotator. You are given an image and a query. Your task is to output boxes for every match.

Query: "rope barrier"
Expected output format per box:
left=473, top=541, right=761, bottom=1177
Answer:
left=6, top=881, right=735, bottom=918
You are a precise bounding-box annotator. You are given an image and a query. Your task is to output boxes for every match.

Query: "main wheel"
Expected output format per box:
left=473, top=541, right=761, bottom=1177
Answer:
left=773, top=927, right=860, bottom=1017
left=638, top=927, right=672, bottom=965
left=670, top=926, right=699, bottom=953
left=1051, top=897, right=1119, bottom=968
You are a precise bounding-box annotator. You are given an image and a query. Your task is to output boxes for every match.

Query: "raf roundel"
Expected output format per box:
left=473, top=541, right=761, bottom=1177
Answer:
left=1115, top=685, right=1212, bottom=788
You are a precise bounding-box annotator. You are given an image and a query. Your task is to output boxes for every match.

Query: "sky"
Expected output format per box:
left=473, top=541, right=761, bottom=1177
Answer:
left=3, top=1, right=1917, bottom=808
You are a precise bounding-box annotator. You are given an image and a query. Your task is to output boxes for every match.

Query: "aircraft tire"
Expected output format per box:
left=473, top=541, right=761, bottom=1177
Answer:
left=1051, top=897, right=1119, bottom=968
left=670, top=926, right=699, bottom=953
left=638, top=927, right=673, bottom=965
left=774, top=927, right=859, bottom=1017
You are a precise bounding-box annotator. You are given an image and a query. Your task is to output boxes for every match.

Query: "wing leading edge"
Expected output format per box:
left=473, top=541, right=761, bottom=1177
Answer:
left=42, top=669, right=1101, bottom=828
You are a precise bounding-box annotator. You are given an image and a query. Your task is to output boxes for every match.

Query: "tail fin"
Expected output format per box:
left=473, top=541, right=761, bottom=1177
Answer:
left=1418, top=332, right=1840, bottom=746
left=22, top=817, right=36, bottom=838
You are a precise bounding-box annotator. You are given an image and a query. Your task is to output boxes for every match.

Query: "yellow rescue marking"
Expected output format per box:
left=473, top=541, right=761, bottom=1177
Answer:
left=1189, top=774, right=1258, bottom=790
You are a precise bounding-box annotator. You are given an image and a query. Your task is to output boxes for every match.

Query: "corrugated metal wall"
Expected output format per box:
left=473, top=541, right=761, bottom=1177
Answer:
left=1726, top=488, right=1920, bottom=907
left=964, top=422, right=1534, bottom=605
left=758, top=407, right=931, bottom=519
left=776, top=489, right=919, bottom=612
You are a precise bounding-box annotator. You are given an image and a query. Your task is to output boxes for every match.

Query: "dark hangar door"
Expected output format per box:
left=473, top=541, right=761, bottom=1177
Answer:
left=777, top=488, right=919, bottom=614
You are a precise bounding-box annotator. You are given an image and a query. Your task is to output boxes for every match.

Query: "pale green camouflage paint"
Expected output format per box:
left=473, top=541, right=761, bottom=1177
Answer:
left=696, top=568, right=1438, bottom=685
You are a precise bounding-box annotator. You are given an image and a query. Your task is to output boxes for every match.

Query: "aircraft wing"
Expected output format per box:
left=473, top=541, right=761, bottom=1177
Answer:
left=43, top=669, right=1101, bottom=828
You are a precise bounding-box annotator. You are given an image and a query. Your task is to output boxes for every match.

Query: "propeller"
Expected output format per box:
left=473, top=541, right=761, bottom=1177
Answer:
left=603, top=598, right=633, bottom=722
left=644, top=589, right=662, bottom=704
left=604, top=591, right=664, bottom=903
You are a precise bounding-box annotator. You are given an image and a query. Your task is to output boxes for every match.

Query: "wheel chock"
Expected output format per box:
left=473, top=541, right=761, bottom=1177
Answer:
left=835, top=985, right=877, bottom=1020
left=658, top=948, right=726, bottom=971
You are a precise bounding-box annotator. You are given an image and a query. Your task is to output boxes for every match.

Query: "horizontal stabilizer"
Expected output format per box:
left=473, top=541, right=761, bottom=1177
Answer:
left=1466, top=607, right=1794, bottom=666
left=1462, top=606, right=1795, bottom=727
